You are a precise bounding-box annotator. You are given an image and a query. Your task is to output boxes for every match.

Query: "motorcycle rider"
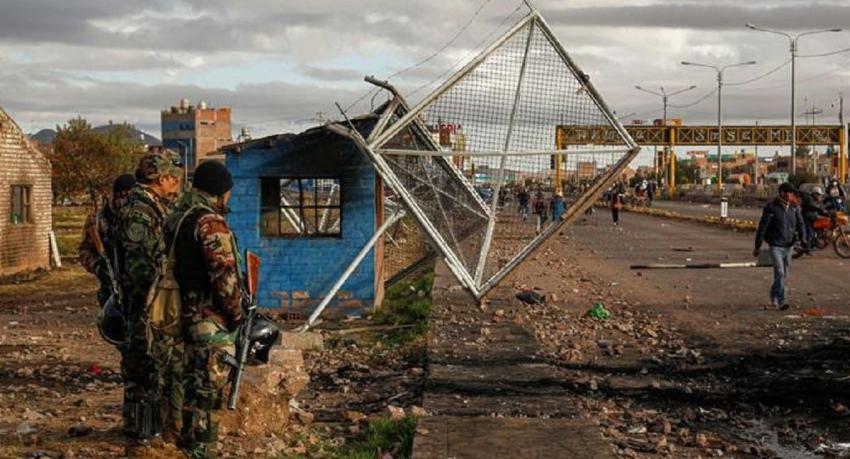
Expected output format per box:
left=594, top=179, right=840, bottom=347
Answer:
left=824, top=178, right=846, bottom=212
left=800, top=186, right=829, bottom=251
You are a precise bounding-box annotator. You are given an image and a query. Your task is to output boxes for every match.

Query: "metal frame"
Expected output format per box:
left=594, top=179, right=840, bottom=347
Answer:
left=377, top=147, right=631, bottom=157
left=338, top=8, right=638, bottom=299
left=327, top=121, right=482, bottom=296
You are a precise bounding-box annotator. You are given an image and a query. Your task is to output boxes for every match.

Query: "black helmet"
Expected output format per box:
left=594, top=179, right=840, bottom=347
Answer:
left=247, top=314, right=280, bottom=365
left=97, top=296, right=125, bottom=346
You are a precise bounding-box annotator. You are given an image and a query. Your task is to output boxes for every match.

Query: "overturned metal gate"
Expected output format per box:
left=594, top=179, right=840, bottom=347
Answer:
left=331, top=7, right=639, bottom=300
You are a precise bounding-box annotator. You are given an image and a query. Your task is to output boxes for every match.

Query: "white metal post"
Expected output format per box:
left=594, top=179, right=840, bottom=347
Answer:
left=474, top=19, right=535, bottom=284
left=791, top=39, right=797, bottom=175
left=717, top=71, right=723, bottom=193
left=300, top=211, right=405, bottom=332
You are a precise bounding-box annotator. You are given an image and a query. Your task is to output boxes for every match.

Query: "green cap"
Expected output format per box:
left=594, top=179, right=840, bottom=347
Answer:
left=136, top=149, right=184, bottom=182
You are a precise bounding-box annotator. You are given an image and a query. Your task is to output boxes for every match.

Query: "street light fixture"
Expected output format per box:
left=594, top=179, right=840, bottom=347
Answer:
left=746, top=23, right=843, bottom=176
left=682, top=60, right=757, bottom=193
left=635, top=84, right=697, bottom=184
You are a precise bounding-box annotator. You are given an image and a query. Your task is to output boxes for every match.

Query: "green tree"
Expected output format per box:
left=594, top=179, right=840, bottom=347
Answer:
left=50, top=118, right=145, bottom=203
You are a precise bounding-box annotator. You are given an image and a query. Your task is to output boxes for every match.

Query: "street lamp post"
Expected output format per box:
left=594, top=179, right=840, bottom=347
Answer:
left=746, top=24, right=842, bottom=176
left=635, top=85, right=697, bottom=186
left=176, top=139, right=193, bottom=186
left=682, top=60, right=757, bottom=193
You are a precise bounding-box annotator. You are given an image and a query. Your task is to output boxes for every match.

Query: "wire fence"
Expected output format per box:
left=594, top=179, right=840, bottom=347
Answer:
left=366, top=14, right=635, bottom=295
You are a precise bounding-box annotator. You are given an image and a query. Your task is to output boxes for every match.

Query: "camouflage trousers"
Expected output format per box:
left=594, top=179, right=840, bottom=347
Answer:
left=154, top=334, right=184, bottom=439
left=181, top=319, right=236, bottom=459
left=121, top=308, right=185, bottom=440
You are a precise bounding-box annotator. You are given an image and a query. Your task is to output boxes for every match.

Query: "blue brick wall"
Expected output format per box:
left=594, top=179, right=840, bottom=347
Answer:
left=225, top=130, right=377, bottom=314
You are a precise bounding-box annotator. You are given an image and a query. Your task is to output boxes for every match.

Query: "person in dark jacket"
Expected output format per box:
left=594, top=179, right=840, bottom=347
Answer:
left=610, top=183, right=624, bottom=226
left=753, top=183, right=806, bottom=310
left=800, top=186, right=829, bottom=250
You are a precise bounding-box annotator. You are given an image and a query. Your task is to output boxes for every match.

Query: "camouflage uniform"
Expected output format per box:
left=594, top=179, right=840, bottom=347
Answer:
left=116, top=152, right=184, bottom=441
left=78, top=197, right=125, bottom=306
left=165, top=189, right=243, bottom=459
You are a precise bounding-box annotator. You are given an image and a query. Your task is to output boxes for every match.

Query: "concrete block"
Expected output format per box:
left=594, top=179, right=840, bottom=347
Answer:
left=279, top=331, right=324, bottom=351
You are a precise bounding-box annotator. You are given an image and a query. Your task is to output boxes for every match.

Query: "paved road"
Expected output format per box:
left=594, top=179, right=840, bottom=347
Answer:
left=566, top=209, right=850, bottom=352
left=646, top=199, right=762, bottom=222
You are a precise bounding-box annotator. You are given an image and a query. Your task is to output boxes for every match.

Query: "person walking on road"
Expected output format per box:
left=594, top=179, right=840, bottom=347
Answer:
left=753, top=182, right=806, bottom=311
left=533, top=191, right=547, bottom=234
left=517, top=188, right=530, bottom=223
left=610, top=183, right=624, bottom=226
left=550, top=191, right=566, bottom=222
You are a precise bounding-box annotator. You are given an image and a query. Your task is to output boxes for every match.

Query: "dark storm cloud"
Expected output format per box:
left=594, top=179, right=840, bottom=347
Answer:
left=545, top=3, right=850, bottom=30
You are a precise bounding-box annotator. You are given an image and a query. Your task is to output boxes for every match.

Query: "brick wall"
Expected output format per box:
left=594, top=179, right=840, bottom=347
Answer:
left=0, top=107, right=52, bottom=275
left=225, top=127, right=378, bottom=317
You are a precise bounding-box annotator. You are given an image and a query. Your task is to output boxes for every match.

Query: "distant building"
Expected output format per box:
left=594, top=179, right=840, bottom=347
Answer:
left=576, top=161, right=597, bottom=179
left=0, top=106, right=52, bottom=275
left=161, top=99, right=232, bottom=174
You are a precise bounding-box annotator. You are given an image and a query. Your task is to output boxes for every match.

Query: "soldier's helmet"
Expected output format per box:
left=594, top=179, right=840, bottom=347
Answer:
left=135, top=150, right=184, bottom=183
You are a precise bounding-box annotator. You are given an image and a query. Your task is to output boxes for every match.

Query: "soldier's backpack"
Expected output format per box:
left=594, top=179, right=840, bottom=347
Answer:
left=145, top=205, right=212, bottom=338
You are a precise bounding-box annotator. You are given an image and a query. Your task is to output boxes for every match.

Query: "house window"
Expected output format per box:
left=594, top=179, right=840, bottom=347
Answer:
left=10, top=185, right=32, bottom=224
left=260, top=178, right=341, bottom=237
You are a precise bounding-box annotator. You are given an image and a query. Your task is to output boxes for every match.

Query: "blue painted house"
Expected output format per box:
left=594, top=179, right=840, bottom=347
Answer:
left=223, top=118, right=384, bottom=319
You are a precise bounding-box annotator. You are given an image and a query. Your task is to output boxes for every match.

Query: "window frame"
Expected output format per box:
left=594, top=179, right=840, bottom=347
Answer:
left=10, top=185, right=32, bottom=225
left=259, top=177, right=342, bottom=239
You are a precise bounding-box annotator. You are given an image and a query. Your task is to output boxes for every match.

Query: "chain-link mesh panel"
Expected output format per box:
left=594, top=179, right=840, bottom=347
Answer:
left=365, top=14, right=636, bottom=296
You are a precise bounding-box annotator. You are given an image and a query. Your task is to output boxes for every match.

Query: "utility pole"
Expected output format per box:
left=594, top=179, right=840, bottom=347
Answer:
left=635, top=85, right=696, bottom=189
left=804, top=98, right=824, bottom=175
left=754, top=121, right=759, bottom=185
left=747, top=24, right=843, bottom=176
left=682, top=60, right=757, bottom=193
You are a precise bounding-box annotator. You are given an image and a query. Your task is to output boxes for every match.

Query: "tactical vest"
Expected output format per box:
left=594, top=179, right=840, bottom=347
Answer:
left=171, top=207, right=221, bottom=322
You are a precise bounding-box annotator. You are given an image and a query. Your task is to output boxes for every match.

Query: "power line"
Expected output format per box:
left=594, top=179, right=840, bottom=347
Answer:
left=669, top=88, right=718, bottom=108
left=386, top=0, right=494, bottom=80
left=407, top=2, right=529, bottom=98
left=799, top=46, right=850, bottom=58
left=726, top=59, right=791, bottom=86
left=342, top=0, right=514, bottom=114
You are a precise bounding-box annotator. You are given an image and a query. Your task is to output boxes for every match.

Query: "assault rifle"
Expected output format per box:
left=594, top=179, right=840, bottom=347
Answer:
left=227, top=250, right=261, bottom=410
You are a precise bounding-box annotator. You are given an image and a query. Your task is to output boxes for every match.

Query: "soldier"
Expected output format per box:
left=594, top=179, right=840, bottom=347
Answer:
left=79, top=174, right=136, bottom=307
left=165, top=160, right=242, bottom=458
left=116, top=151, right=184, bottom=450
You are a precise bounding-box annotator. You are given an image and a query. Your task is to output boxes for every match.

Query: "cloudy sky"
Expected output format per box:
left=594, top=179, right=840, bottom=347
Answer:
left=2, top=0, right=849, bottom=153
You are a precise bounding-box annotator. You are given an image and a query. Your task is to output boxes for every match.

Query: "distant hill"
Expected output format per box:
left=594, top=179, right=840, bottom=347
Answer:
left=30, top=128, right=57, bottom=144
left=93, top=124, right=161, bottom=146
left=29, top=124, right=161, bottom=146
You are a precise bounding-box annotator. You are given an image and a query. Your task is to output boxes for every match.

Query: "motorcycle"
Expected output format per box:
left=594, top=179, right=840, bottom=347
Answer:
left=793, top=211, right=850, bottom=258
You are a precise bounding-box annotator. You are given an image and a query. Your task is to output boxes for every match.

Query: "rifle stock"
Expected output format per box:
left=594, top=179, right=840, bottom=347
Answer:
left=227, top=250, right=260, bottom=410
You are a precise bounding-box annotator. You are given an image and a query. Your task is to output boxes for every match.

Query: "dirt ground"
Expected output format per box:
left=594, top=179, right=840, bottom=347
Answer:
left=0, top=264, right=427, bottom=458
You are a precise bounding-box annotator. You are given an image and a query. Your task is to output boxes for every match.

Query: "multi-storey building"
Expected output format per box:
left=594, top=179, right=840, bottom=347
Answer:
left=161, top=99, right=232, bottom=174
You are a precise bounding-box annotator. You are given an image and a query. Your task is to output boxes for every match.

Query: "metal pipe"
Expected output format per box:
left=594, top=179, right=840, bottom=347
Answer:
left=377, top=147, right=631, bottom=157
left=301, top=210, right=405, bottom=331
left=474, top=19, right=536, bottom=284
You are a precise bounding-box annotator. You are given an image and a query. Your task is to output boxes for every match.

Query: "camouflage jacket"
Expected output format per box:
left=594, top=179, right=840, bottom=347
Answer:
left=78, top=199, right=123, bottom=302
left=117, top=185, right=173, bottom=306
left=165, top=190, right=243, bottom=328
